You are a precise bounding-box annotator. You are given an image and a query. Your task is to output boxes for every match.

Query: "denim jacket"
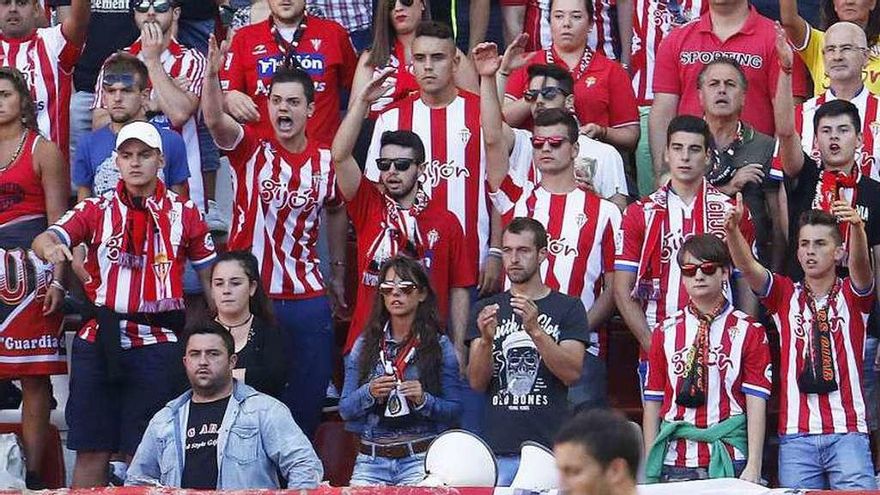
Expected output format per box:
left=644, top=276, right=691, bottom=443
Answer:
left=340, top=334, right=463, bottom=441
left=126, top=380, right=323, bottom=489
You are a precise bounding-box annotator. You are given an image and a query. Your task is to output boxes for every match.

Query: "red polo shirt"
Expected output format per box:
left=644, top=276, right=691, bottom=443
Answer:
left=652, top=6, right=807, bottom=135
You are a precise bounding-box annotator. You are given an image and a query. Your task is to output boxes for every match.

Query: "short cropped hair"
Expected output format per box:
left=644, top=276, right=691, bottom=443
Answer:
left=270, top=65, right=316, bottom=104
left=798, top=209, right=843, bottom=246
left=534, top=108, right=579, bottom=144
left=527, top=63, right=575, bottom=95
left=814, top=99, right=862, bottom=135
left=666, top=115, right=712, bottom=150
left=415, top=20, right=455, bottom=41
left=503, top=217, right=548, bottom=251
left=184, top=322, right=235, bottom=357
left=102, top=52, right=150, bottom=91
left=697, top=57, right=748, bottom=90
left=554, top=408, right=641, bottom=480
left=380, top=130, right=427, bottom=164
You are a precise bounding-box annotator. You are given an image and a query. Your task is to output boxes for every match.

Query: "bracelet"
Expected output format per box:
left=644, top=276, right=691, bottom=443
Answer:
left=488, top=247, right=503, bottom=258
left=50, top=280, right=66, bottom=292
left=779, top=65, right=793, bottom=75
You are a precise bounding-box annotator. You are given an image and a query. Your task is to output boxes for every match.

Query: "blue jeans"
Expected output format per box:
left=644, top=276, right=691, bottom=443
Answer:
left=349, top=28, right=372, bottom=53
left=569, top=352, right=608, bottom=411
left=273, top=296, right=334, bottom=440
left=349, top=452, right=426, bottom=486
left=496, top=454, right=520, bottom=486
left=68, top=91, right=95, bottom=180
left=778, top=432, right=877, bottom=489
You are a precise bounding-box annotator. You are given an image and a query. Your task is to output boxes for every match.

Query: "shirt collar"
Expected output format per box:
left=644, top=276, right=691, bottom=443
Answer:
left=698, top=5, right=760, bottom=36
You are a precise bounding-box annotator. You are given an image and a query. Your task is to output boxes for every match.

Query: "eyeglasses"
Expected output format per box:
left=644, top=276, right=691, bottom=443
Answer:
left=822, top=44, right=867, bottom=56
left=523, top=87, right=569, bottom=102
left=102, top=73, right=137, bottom=88
left=376, top=157, right=417, bottom=172
left=680, top=261, right=723, bottom=278
left=378, top=280, right=420, bottom=295
left=530, top=135, right=569, bottom=149
left=131, top=0, right=174, bottom=14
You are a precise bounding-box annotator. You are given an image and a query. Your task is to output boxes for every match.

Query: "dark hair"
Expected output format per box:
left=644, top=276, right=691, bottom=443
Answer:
left=102, top=51, right=149, bottom=91
left=554, top=408, right=641, bottom=480
left=210, top=251, right=276, bottom=325
left=533, top=108, right=579, bottom=144
left=0, top=68, right=37, bottom=132
left=527, top=63, right=575, bottom=95
left=380, top=130, right=426, bottom=164
left=813, top=99, right=862, bottom=135
left=270, top=65, right=316, bottom=103
left=357, top=256, right=444, bottom=395
left=415, top=20, right=455, bottom=42
left=184, top=322, right=236, bottom=357
left=549, top=0, right=594, bottom=23
left=798, top=209, right=843, bottom=245
left=697, top=57, right=748, bottom=90
left=676, top=234, right=732, bottom=267
left=666, top=115, right=712, bottom=150
left=503, top=217, right=548, bottom=251
left=822, top=4, right=880, bottom=47
left=367, top=0, right=433, bottom=68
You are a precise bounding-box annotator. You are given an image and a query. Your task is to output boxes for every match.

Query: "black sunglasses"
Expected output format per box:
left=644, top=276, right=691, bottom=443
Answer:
left=389, top=0, right=415, bottom=7
left=376, top=157, right=417, bottom=172
left=523, top=87, right=569, bottom=102
left=131, top=0, right=174, bottom=14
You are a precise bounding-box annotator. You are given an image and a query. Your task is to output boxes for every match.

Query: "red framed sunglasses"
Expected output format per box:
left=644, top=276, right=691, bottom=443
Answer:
left=530, top=136, right=569, bottom=149
left=679, top=261, right=723, bottom=278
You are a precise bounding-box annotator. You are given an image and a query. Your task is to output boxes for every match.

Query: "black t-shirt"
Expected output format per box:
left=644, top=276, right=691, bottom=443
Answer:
left=465, top=291, right=589, bottom=455
left=784, top=156, right=880, bottom=279
left=708, top=125, right=778, bottom=266
left=48, top=0, right=140, bottom=92
left=181, top=396, right=230, bottom=490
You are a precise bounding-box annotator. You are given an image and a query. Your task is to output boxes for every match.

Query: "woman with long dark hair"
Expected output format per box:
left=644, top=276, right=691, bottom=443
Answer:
left=339, top=255, right=462, bottom=486
left=0, top=67, right=68, bottom=489
left=210, top=251, right=286, bottom=398
left=348, top=0, right=478, bottom=115
left=781, top=0, right=880, bottom=94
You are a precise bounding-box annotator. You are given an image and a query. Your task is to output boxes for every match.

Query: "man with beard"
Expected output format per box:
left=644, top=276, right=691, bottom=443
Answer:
left=331, top=68, right=475, bottom=364
left=127, top=324, right=323, bottom=489
left=467, top=217, right=588, bottom=485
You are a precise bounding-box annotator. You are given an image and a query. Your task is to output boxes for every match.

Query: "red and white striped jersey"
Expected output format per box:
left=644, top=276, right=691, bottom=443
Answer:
left=644, top=304, right=772, bottom=467
left=589, top=0, right=617, bottom=60
left=615, top=183, right=755, bottom=333
left=48, top=187, right=216, bottom=349
left=94, top=38, right=208, bottom=210
left=223, top=127, right=341, bottom=299
left=770, top=87, right=880, bottom=181
left=0, top=25, right=81, bottom=158
left=630, top=0, right=706, bottom=105
left=761, top=273, right=874, bottom=435
left=490, top=178, right=621, bottom=356
left=364, top=91, right=489, bottom=274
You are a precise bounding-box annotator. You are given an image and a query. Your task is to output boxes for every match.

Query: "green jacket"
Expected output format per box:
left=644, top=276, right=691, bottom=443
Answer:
left=644, top=414, right=748, bottom=483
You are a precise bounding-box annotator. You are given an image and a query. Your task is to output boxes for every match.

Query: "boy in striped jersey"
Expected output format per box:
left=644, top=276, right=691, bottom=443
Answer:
left=727, top=201, right=877, bottom=489
left=642, top=234, right=770, bottom=484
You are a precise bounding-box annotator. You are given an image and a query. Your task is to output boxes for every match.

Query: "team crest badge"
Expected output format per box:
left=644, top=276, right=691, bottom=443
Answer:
left=427, top=229, right=440, bottom=249
left=871, top=121, right=880, bottom=136
left=311, top=39, right=323, bottom=51
left=459, top=128, right=471, bottom=145
left=576, top=213, right=587, bottom=228
left=152, top=252, right=172, bottom=283
left=585, top=76, right=596, bottom=88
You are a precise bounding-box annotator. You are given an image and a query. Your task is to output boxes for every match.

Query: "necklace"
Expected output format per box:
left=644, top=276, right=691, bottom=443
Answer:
left=215, top=313, right=254, bottom=331
left=0, top=131, right=28, bottom=174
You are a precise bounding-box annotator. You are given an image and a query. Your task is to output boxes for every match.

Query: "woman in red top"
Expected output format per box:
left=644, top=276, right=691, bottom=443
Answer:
left=0, top=68, right=68, bottom=489
left=349, top=0, right=479, bottom=116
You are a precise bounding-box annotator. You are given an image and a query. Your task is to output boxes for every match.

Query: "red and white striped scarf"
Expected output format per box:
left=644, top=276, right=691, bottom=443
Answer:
left=363, top=190, right=429, bottom=285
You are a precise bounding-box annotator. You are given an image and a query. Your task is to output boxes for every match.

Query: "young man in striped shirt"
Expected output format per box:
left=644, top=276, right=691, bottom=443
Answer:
left=203, top=34, right=347, bottom=440
left=727, top=201, right=877, bottom=490
left=642, top=234, right=770, bottom=484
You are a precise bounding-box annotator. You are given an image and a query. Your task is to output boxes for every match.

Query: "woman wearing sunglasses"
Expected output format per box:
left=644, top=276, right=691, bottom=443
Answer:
left=780, top=0, right=880, bottom=95
left=339, top=255, right=462, bottom=486
left=642, top=234, right=770, bottom=484
left=210, top=251, right=286, bottom=399
left=348, top=0, right=478, bottom=115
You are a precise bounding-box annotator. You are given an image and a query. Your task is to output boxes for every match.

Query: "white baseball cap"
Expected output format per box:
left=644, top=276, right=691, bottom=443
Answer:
left=115, top=121, right=163, bottom=153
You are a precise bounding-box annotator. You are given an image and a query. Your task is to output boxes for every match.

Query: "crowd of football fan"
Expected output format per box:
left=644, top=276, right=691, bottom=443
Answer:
left=0, top=0, right=878, bottom=492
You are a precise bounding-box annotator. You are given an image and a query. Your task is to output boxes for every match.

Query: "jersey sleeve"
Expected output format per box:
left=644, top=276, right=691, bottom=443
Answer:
left=222, top=125, right=258, bottom=172
left=845, top=276, right=876, bottom=312
left=182, top=203, right=217, bottom=270
left=601, top=202, right=623, bottom=273
left=508, top=129, right=536, bottom=186
left=643, top=324, right=667, bottom=402
left=219, top=30, right=246, bottom=93
left=48, top=199, right=100, bottom=247
left=591, top=141, right=628, bottom=197
left=740, top=323, right=772, bottom=400
left=607, top=63, right=640, bottom=128
left=162, top=131, right=192, bottom=186
left=92, top=64, right=106, bottom=110
left=345, top=176, right=383, bottom=232
left=615, top=201, right=646, bottom=272
left=758, top=272, right=792, bottom=315
left=38, top=25, right=81, bottom=73
left=488, top=174, right=526, bottom=218
left=323, top=158, right=343, bottom=209
left=651, top=31, right=683, bottom=95
left=181, top=49, right=207, bottom=97
left=559, top=297, right=590, bottom=345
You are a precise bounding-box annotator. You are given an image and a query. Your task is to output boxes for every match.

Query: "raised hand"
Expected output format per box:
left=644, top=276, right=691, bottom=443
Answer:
left=359, top=66, right=396, bottom=105
left=724, top=192, right=745, bottom=233
left=206, top=33, right=231, bottom=77
left=140, top=22, right=164, bottom=63
left=477, top=303, right=500, bottom=341
left=500, top=33, right=536, bottom=75
left=471, top=42, right=502, bottom=77
left=831, top=199, right=864, bottom=226
left=774, top=21, right=794, bottom=72
left=45, top=244, right=73, bottom=265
